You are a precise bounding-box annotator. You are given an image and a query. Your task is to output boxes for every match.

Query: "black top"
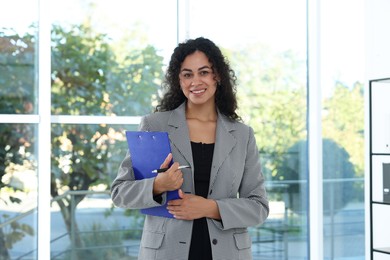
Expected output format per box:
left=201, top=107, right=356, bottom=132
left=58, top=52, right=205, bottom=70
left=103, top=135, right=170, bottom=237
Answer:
left=188, top=142, right=215, bottom=260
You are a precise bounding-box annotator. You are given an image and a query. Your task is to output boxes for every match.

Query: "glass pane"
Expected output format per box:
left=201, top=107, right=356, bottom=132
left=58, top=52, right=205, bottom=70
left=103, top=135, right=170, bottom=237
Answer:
left=51, top=190, right=142, bottom=259
left=188, top=1, right=308, bottom=259
left=0, top=123, right=38, bottom=259
left=0, top=1, right=38, bottom=115
left=50, top=0, right=177, bottom=116
left=50, top=123, right=140, bottom=258
left=321, top=0, right=365, bottom=259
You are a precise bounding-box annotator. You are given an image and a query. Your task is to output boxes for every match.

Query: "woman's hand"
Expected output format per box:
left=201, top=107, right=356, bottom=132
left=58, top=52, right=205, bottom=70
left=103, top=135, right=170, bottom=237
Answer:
left=153, top=153, right=184, bottom=195
left=167, top=189, right=221, bottom=220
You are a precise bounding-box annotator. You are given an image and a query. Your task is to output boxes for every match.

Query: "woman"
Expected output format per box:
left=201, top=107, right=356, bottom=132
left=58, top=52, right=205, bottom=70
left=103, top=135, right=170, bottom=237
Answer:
left=111, top=37, right=269, bottom=260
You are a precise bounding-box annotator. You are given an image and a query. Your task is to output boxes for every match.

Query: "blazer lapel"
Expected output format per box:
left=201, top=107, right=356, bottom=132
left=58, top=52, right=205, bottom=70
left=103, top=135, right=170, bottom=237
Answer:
left=209, top=113, right=236, bottom=195
left=167, top=103, right=194, bottom=169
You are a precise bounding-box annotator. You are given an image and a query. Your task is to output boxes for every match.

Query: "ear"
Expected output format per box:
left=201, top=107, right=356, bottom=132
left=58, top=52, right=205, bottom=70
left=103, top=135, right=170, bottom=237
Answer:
left=215, top=75, right=221, bottom=84
left=214, top=75, right=221, bottom=86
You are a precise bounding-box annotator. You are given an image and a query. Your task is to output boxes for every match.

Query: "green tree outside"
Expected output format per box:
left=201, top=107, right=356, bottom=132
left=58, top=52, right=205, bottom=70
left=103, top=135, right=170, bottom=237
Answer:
left=0, top=29, right=37, bottom=260
left=50, top=23, right=163, bottom=258
left=0, top=24, right=365, bottom=258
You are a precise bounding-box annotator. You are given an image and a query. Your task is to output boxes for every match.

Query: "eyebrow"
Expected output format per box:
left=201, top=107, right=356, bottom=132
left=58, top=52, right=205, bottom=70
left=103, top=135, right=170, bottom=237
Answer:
left=180, top=66, right=211, bottom=73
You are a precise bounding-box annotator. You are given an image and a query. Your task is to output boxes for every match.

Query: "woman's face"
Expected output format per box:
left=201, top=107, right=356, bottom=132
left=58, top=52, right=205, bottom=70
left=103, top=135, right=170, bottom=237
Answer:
left=179, top=50, right=218, bottom=107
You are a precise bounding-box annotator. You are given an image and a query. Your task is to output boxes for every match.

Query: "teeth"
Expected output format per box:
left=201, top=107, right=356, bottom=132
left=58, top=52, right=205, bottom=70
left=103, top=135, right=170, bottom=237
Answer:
left=192, top=89, right=206, bottom=94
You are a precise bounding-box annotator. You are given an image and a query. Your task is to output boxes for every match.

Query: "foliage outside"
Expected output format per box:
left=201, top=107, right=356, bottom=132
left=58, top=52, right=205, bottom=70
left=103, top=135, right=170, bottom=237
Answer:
left=0, top=22, right=364, bottom=258
left=0, top=28, right=37, bottom=260
left=49, top=23, right=163, bottom=259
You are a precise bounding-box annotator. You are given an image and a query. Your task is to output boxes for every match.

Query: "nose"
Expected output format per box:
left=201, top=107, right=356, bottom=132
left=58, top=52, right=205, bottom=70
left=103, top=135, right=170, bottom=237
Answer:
left=191, top=75, right=202, bottom=86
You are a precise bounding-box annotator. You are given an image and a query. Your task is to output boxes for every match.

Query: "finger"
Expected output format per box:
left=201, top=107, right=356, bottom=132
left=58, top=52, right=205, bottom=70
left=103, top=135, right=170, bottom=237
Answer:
left=160, top=153, right=173, bottom=168
left=169, top=162, right=180, bottom=172
left=173, top=180, right=183, bottom=190
left=170, top=170, right=182, bottom=181
left=178, top=189, right=185, bottom=199
left=169, top=210, right=181, bottom=219
left=173, top=173, right=184, bottom=185
left=167, top=199, right=180, bottom=206
left=173, top=212, right=189, bottom=220
left=177, top=177, right=184, bottom=187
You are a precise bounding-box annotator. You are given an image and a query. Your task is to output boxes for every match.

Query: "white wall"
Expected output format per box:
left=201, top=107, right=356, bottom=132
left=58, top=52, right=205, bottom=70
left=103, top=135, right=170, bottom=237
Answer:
left=365, top=1, right=390, bottom=259
left=366, top=0, right=390, bottom=80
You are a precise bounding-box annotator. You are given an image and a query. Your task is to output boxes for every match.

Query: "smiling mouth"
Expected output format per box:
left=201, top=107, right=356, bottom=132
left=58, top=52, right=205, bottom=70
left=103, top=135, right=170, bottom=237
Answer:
left=191, top=88, right=206, bottom=94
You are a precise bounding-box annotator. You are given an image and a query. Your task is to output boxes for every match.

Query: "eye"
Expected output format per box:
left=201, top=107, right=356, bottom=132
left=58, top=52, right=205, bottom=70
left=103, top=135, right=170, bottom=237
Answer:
left=181, top=72, right=192, bottom=79
left=199, top=70, right=210, bottom=76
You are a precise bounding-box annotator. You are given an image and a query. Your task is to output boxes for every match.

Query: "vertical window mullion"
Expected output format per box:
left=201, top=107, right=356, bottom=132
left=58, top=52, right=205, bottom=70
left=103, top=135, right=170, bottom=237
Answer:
left=177, top=0, right=190, bottom=43
left=308, top=0, right=324, bottom=259
left=37, top=0, right=51, bottom=258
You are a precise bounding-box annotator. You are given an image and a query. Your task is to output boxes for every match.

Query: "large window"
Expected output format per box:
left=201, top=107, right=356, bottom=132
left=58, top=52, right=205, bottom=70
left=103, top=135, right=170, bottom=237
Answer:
left=321, top=0, right=365, bottom=259
left=185, top=1, right=309, bottom=258
left=0, top=0, right=39, bottom=259
left=0, top=0, right=366, bottom=259
left=48, top=1, right=177, bottom=259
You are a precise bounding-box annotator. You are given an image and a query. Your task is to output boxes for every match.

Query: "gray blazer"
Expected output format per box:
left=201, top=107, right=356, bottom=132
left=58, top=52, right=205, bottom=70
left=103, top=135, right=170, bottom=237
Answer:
left=111, top=103, right=269, bottom=260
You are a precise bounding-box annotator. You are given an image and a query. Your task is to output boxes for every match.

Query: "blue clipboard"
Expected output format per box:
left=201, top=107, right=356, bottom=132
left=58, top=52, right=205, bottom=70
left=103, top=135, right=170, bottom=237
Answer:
left=125, top=131, right=179, bottom=218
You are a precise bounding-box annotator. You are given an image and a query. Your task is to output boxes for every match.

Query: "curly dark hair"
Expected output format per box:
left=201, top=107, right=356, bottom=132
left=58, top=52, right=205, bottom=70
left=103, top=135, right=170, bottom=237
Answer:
left=155, top=37, right=240, bottom=121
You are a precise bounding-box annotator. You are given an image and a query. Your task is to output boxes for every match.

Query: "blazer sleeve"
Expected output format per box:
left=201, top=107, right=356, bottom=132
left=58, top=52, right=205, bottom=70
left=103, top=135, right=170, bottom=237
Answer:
left=213, top=126, right=269, bottom=230
left=110, top=115, right=168, bottom=209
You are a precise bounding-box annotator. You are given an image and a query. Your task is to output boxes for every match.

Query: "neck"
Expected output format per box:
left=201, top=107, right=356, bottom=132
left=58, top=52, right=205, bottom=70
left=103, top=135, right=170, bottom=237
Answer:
left=186, top=102, right=217, bottom=122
